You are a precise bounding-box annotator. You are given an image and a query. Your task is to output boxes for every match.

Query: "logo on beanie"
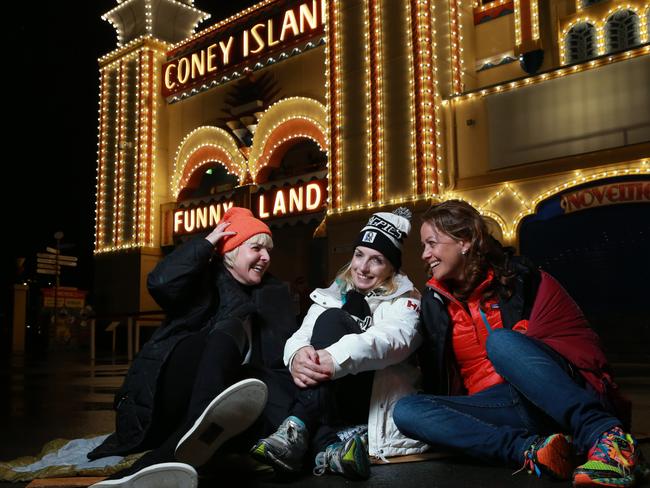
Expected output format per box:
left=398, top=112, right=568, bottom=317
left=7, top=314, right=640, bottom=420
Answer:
left=361, top=231, right=377, bottom=243
left=366, top=215, right=404, bottom=240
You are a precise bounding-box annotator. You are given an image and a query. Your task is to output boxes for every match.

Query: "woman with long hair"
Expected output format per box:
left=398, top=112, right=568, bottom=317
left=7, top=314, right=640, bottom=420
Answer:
left=394, top=200, right=641, bottom=487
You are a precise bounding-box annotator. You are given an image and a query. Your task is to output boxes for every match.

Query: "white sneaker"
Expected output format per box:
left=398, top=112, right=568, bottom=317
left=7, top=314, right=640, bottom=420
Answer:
left=90, top=462, right=197, bottom=487
left=175, top=378, right=268, bottom=466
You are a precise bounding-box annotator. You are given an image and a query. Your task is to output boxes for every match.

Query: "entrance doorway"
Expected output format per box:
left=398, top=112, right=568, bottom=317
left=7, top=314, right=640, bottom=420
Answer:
left=520, top=192, right=649, bottom=357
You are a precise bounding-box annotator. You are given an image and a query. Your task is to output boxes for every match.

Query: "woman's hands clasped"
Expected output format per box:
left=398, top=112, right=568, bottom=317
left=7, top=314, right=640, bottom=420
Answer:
left=290, top=346, right=334, bottom=388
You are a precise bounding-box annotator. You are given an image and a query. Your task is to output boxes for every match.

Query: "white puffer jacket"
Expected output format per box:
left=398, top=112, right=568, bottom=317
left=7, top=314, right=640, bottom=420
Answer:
left=283, top=273, right=429, bottom=460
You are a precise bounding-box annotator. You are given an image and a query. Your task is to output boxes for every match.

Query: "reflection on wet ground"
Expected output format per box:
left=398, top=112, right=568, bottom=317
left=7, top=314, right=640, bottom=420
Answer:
left=1, top=351, right=648, bottom=488
left=1, top=352, right=123, bottom=462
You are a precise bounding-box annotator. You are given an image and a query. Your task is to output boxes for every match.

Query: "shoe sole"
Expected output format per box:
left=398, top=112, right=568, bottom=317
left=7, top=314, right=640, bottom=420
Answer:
left=90, top=462, right=197, bottom=488
left=537, top=434, right=575, bottom=480
left=175, top=378, right=268, bottom=466
left=573, top=472, right=636, bottom=487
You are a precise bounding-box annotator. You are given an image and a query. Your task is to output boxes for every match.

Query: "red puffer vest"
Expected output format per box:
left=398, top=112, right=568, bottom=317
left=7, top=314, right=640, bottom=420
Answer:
left=427, top=271, right=527, bottom=395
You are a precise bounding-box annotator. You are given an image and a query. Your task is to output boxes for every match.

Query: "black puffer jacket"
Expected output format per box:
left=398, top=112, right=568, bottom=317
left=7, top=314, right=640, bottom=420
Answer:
left=88, top=237, right=297, bottom=459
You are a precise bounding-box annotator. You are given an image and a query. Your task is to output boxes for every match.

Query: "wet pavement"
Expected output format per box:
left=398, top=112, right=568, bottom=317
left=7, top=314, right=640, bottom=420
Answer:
left=1, top=349, right=648, bottom=487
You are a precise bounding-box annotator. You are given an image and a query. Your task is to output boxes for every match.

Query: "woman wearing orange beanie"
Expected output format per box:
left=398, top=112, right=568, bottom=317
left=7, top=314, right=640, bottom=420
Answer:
left=88, top=207, right=299, bottom=487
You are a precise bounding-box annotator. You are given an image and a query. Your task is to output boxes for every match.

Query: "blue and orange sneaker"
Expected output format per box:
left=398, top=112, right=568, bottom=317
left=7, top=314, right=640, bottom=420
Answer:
left=518, top=434, right=575, bottom=480
left=573, top=426, right=638, bottom=487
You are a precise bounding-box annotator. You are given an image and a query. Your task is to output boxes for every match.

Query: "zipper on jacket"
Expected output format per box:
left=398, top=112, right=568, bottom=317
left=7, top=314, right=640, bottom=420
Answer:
left=115, top=392, right=129, bottom=410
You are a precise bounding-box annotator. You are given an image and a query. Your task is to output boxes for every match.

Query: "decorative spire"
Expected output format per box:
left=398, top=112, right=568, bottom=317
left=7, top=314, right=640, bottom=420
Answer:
left=102, top=0, right=210, bottom=47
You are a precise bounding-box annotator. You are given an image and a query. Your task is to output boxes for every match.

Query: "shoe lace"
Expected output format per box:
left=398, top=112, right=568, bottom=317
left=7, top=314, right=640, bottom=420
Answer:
left=313, top=443, right=339, bottom=476
left=313, top=451, right=328, bottom=476
left=513, top=438, right=542, bottom=477
left=285, top=424, right=297, bottom=442
left=276, top=418, right=300, bottom=444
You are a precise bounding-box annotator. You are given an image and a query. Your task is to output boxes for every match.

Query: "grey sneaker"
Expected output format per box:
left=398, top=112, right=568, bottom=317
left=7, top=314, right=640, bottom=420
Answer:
left=313, top=434, right=370, bottom=480
left=250, top=415, right=308, bottom=472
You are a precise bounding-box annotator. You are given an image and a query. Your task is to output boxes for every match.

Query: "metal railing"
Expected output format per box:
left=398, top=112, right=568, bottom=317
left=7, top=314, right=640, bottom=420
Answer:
left=89, top=311, right=165, bottom=361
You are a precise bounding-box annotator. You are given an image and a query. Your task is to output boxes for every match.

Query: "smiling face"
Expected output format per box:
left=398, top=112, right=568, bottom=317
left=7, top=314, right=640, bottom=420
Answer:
left=350, top=246, right=394, bottom=293
left=228, top=239, right=272, bottom=286
left=420, top=222, right=469, bottom=284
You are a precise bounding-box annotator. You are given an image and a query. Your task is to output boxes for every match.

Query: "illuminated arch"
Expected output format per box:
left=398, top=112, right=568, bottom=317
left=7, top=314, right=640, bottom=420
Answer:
left=443, top=161, right=649, bottom=243
left=605, top=9, right=641, bottom=53
left=562, top=19, right=599, bottom=64
left=248, top=97, right=327, bottom=183
left=512, top=165, right=649, bottom=240
left=171, top=126, right=247, bottom=199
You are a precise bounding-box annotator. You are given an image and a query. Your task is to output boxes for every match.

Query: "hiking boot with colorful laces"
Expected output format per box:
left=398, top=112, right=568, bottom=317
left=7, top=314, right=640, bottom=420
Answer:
left=250, top=416, right=308, bottom=472
left=313, top=434, right=370, bottom=480
left=518, top=433, right=575, bottom=480
left=573, top=426, right=639, bottom=487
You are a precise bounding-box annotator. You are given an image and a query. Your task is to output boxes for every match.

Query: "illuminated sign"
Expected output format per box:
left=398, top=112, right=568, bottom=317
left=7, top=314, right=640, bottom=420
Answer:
left=42, top=287, right=87, bottom=309
left=560, top=181, right=650, bottom=213
left=171, top=178, right=327, bottom=237
left=162, top=0, right=326, bottom=97
left=174, top=200, right=235, bottom=235
left=255, top=179, right=326, bottom=218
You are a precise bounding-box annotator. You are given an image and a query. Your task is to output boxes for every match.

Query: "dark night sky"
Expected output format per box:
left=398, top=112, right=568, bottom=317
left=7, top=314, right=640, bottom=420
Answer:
left=3, top=2, right=256, bottom=315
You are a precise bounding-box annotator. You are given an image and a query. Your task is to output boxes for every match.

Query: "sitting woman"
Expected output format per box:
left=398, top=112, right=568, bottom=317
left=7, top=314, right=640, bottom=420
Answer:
left=252, top=208, right=428, bottom=480
left=394, top=200, right=640, bottom=487
left=87, top=207, right=298, bottom=487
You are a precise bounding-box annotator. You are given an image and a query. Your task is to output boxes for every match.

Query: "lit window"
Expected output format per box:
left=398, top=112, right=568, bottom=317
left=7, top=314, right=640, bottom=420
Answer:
left=605, top=10, right=640, bottom=53
left=565, top=22, right=597, bottom=63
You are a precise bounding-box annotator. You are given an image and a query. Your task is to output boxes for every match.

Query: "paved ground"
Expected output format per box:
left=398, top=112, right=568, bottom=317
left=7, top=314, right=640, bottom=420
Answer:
left=1, top=349, right=648, bottom=487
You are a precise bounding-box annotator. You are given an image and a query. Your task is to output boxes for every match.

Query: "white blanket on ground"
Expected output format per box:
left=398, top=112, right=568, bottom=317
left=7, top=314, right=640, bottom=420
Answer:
left=0, top=434, right=139, bottom=482
left=12, top=435, right=121, bottom=472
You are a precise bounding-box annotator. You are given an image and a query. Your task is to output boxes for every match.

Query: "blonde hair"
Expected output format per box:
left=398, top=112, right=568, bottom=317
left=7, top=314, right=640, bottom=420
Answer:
left=335, top=260, right=398, bottom=295
left=223, top=233, right=274, bottom=269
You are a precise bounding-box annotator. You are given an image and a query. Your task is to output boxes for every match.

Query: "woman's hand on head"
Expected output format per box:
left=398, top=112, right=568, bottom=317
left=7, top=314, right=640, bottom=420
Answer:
left=205, top=221, right=237, bottom=246
left=290, top=346, right=332, bottom=388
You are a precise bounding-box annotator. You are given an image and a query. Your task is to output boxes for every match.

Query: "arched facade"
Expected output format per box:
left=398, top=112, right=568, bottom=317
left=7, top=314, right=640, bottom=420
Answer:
left=448, top=163, right=648, bottom=246
left=248, top=97, right=327, bottom=182
left=605, top=10, right=641, bottom=52
left=93, top=0, right=649, bottom=322
left=172, top=98, right=327, bottom=197
left=561, top=3, right=649, bottom=64
left=564, top=21, right=598, bottom=64
left=171, top=127, right=247, bottom=200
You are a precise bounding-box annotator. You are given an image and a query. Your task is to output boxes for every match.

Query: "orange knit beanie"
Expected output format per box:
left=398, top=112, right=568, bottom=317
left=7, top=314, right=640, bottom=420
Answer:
left=217, top=207, right=272, bottom=255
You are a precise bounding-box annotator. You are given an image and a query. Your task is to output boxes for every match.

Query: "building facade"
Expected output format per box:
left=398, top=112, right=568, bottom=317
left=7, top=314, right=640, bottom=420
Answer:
left=94, top=0, right=649, bottom=348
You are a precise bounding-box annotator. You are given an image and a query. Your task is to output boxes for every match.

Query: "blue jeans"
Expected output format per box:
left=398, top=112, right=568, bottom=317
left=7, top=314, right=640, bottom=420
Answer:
left=394, top=329, right=618, bottom=465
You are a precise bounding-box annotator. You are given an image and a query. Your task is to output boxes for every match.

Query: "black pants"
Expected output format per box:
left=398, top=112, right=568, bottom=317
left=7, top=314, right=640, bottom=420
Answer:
left=290, top=308, right=374, bottom=454
left=123, top=321, right=295, bottom=474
